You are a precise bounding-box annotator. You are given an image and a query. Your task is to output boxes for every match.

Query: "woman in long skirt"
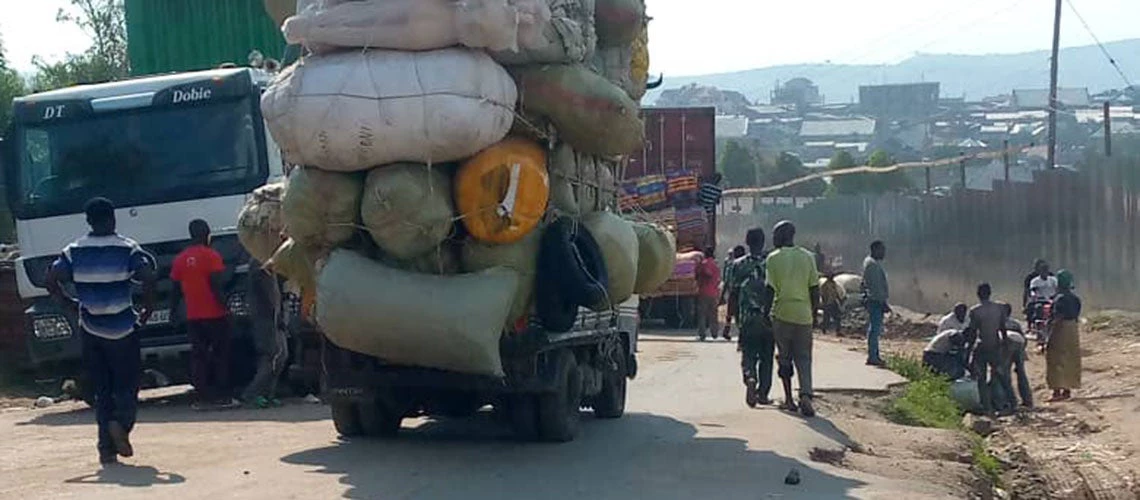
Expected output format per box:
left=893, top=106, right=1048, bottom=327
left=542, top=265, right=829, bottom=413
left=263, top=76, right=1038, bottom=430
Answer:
left=1046, top=270, right=1081, bottom=402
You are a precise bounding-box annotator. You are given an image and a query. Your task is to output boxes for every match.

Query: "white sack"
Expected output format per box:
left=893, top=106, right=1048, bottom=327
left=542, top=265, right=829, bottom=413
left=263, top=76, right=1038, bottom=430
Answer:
left=316, top=250, right=518, bottom=377
left=492, top=0, right=596, bottom=64
left=262, top=49, right=517, bottom=172
left=284, top=0, right=551, bottom=54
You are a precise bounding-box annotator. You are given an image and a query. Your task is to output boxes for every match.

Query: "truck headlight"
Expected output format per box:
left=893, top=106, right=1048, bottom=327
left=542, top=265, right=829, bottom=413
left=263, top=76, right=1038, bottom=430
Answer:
left=227, top=292, right=249, bottom=317
left=32, top=315, right=72, bottom=340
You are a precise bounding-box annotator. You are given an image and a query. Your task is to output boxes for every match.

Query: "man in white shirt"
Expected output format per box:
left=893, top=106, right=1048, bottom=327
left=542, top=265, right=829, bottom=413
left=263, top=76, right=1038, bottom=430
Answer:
left=922, top=328, right=973, bottom=379
left=938, top=303, right=969, bottom=334
left=1029, top=274, right=1058, bottom=302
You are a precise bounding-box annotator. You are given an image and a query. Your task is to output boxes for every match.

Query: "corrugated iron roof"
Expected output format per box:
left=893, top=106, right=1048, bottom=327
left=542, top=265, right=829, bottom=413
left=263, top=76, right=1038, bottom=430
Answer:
left=799, top=118, right=876, bottom=138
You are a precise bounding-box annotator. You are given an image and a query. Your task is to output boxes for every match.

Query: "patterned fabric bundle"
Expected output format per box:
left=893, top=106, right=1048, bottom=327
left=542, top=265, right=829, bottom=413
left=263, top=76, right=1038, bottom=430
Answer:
left=618, top=181, right=639, bottom=211
left=674, top=207, right=708, bottom=250
left=642, top=208, right=676, bottom=232
left=642, top=249, right=702, bottom=297
left=666, top=170, right=699, bottom=207
left=635, top=174, right=668, bottom=211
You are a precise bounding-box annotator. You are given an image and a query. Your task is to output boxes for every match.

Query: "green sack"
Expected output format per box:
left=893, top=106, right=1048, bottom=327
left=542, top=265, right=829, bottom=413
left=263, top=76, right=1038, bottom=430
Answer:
left=361, top=163, right=456, bottom=260
left=238, top=183, right=285, bottom=262
left=514, top=64, right=644, bottom=156
left=282, top=167, right=363, bottom=250
left=265, top=238, right=317, bottom=292
left=316, top=250, right=518, bottom=377
left=632, top=222, right=676, bottom=294
left=582, top=210, right=638, bottom=308
left=461, top=228, right=542, bottom=324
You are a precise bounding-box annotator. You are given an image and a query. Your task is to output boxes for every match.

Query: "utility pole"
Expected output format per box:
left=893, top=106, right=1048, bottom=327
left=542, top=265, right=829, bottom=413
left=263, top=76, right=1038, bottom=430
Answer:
left=1046, top=0, right=1063, bottom=169
left=925, top=167, right=932, bottom=194
left=1104, top=101, right=1113, bottom=157
left=1003, top=139, right=1011, bottom=182
left=959, top=152, right=967, bottom=189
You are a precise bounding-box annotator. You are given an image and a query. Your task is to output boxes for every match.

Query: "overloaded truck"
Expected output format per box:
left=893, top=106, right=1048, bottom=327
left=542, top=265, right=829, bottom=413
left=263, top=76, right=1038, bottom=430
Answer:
left=238, top=0, right=664, bottom=442
left=623, top=107, right=717, bottom=328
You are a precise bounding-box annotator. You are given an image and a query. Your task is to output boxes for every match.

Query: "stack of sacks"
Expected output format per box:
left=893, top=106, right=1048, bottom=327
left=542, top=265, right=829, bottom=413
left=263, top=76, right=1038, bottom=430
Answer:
left=236, top=0, right=653, bottom=377
left=647, top=250, right=702, bottom=297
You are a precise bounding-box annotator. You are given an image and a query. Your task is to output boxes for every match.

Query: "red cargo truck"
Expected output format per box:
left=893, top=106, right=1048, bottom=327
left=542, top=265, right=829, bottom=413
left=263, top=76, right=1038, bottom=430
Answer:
left=624, top=107, right=717, bottom=328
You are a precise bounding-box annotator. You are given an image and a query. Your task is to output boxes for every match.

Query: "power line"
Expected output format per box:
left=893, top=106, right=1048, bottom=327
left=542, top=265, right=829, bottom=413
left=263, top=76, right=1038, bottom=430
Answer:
left=1064, top=0, right=1135, bottom=89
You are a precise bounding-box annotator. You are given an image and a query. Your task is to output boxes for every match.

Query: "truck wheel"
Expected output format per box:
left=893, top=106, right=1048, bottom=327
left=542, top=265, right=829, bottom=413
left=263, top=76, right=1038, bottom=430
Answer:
left=593, top=350, right=628, bottom=419
left=505, top=396, right=539, bottom=441
left=331, top=401, right=363, bottom=437
left=358, top=398, right=402, bottom=438
left=537, top=350, right=583, bottom=442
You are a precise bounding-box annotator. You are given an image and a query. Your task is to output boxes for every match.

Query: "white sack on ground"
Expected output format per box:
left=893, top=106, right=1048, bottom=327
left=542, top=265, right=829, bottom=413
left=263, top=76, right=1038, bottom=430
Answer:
left=316, top=250, right=517, bottom=377
left=282, top=167, right=362, bottom=249
left=361, top=164, right=455, bottom=261
left=492, top=0, right=596, bottom=64
left=461, top=229, right=542, bottom=324
left=283, top=0, right=551, bottom=53
left=238, top=182, right=285, bottom=262
left=632, top=222, right=676, bottom=294
left=834, top=273, right=863, bottom=296
left=582, top=211, right=638, bottom=308
left=262, top=49, right=517, bottom=172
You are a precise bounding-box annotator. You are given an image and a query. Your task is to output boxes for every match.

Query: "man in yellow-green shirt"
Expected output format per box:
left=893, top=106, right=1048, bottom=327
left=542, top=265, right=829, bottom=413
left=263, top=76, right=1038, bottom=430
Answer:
left=764, top=221, right=821, bottom=417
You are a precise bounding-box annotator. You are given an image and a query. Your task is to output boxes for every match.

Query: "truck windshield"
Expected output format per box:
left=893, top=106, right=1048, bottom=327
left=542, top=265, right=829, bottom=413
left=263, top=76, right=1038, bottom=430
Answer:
left=12, top=97, right=265, bottom=219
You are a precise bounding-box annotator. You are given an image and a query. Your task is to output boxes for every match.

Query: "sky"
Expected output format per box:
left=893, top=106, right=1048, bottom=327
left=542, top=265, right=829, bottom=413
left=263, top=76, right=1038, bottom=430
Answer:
left=0, top=0, right=1138, bottom=77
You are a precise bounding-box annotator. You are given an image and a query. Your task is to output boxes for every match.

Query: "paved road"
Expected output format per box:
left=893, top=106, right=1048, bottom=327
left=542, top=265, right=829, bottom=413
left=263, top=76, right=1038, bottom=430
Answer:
left=0, top=331, right=952, bottom=500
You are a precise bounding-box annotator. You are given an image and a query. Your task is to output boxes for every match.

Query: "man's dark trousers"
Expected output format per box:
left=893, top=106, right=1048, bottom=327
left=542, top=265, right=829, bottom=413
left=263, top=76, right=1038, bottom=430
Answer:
left=83, top=330, right=140, bottom=457
left=740, top=317, right=775, bottom=401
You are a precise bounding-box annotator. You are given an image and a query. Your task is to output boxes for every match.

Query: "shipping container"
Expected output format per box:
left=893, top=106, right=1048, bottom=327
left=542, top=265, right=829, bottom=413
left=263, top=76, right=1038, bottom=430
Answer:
left=624, top=107, right=718, bottom=329
left=125, top=0, right=292, bottom=76
left=626, top=107, right=717, bottom=179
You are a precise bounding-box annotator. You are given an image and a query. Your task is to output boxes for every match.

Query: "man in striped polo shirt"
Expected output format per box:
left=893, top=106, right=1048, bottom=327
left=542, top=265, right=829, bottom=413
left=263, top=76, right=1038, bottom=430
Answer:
left=46, top=198, right=156, bottom=465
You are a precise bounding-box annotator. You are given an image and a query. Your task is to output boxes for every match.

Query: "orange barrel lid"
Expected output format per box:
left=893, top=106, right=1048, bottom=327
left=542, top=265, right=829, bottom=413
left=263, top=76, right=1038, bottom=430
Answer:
left=456, top=138, right=550, bottom=245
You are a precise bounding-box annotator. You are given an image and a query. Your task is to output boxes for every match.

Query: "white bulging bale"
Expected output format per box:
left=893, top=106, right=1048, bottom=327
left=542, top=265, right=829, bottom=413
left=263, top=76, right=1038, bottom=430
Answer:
left=283, top=0, right=552, bottom=54
left=262, top=49, right=517, bottom=172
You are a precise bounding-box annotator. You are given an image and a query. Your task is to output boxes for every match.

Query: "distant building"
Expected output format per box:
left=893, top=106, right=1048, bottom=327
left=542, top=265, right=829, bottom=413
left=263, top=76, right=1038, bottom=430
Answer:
left=799, top=118, right=876, bottom=141
left=715, top=115, right=750, bottom=138
left=859, top=83, right=940, bottom=119
left=1012, top=88, right=1091, bottom=110
left=772, top=78, right=823, bottom=109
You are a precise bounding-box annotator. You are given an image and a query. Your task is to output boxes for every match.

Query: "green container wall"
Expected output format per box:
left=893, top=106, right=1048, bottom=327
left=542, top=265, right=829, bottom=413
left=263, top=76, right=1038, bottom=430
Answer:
left=125, top=0, right=288, bottom=76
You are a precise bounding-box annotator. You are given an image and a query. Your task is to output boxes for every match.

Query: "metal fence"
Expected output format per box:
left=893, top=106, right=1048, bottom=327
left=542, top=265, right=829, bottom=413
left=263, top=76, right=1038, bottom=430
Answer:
left=718, top=160, right=1140, bottom=313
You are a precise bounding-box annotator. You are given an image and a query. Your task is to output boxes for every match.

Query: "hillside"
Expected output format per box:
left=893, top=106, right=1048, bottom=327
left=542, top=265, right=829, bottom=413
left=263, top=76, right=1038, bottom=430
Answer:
left=644, top=39, right=1140, bottom=105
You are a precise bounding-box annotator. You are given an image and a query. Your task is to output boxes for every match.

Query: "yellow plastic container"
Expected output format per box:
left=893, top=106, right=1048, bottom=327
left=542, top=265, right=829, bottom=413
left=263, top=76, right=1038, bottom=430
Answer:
left=456, top=138, right=550, bottom=244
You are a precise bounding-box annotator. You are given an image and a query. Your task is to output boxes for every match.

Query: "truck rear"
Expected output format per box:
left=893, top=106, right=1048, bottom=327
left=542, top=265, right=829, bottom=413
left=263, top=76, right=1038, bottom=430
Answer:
left=624, top=107, right=718, bottom=328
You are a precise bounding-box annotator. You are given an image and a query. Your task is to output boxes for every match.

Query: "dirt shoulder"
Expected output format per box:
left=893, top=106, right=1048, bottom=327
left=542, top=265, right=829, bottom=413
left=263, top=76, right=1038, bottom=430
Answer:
left=850, top=308, right=1140, bottom=499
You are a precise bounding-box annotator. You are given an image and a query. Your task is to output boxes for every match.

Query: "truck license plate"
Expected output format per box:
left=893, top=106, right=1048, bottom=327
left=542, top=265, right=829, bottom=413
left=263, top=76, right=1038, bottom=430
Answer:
left=146, top=309, right=171, bottom=325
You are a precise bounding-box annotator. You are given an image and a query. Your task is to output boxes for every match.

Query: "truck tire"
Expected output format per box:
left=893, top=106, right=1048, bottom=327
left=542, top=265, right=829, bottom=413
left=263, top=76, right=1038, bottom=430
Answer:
left=593, top=348, right=628, bottom=419
left=537, top=350, right=583, bottom=442
left=540, top=217, right=609, bottom=308
left=358, top=397, right=402, bottom=438
left=504, top=396, right=539, bottom=441
left=331, top=401, right=363, bottom=437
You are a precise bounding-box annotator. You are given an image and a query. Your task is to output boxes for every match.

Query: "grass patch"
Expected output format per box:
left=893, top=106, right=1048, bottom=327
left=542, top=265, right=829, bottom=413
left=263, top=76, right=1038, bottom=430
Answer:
left=972, top=438, right=1003, bottom=487
left=883, top=355, right=963, bottom=430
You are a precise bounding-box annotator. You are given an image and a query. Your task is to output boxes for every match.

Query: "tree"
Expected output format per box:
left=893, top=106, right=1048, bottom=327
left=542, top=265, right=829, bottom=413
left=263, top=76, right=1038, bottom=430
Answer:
left=765, top=152, right=826, bottom=197
left=828, top=149, right=911, bottom=196
left=32, top=0, right=128, bottom=91
left=0, top=36, right=27, bottom=127
left=720, top=139, right=758, bottom=188
left=828, top=150, right=863, bottom=195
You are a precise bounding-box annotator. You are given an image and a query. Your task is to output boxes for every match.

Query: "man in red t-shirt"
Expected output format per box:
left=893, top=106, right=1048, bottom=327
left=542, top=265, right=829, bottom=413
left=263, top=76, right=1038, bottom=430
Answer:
left=695, top=247, right=722, bottom=342
left=171, top=220, right=235, bottom=409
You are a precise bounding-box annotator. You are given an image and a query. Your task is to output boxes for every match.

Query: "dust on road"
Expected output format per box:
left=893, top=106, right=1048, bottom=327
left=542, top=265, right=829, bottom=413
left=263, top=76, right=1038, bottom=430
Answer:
left=0, top=330, right=963, bottom=500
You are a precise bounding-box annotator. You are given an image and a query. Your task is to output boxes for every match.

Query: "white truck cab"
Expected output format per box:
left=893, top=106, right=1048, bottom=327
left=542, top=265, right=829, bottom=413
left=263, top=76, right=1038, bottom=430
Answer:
left=2, top=67, right=283, bottom=385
